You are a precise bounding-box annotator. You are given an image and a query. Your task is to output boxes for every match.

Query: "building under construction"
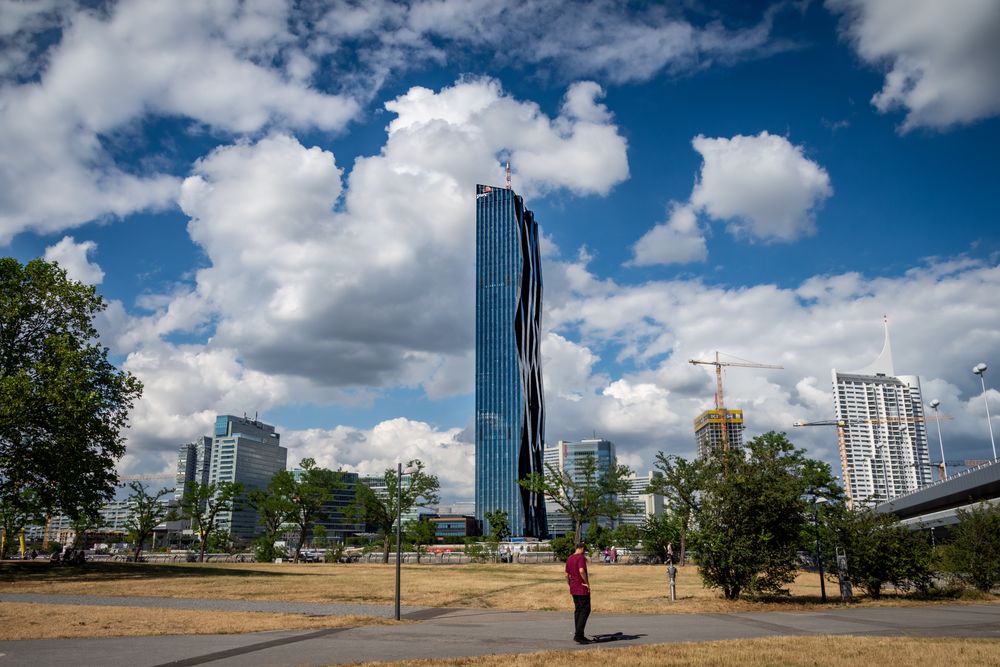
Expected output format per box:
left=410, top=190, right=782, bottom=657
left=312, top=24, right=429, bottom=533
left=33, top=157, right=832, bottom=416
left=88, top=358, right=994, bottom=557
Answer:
left=694, top=408, right=745, bottom=459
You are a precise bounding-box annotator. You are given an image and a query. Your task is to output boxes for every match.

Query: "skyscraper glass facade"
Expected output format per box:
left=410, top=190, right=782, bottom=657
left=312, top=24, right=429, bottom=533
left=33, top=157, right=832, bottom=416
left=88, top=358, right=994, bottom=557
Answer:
left=207, top=415, right=287, bottom=539
left=475, top=183, right=547, bottom=538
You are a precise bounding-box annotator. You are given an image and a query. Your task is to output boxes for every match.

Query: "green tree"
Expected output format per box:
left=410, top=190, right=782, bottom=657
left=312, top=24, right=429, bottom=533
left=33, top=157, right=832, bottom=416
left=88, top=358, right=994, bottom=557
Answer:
left=311, top=524, right=328, bottom=547
left=70, top=511, right=100, bottom=550
left=124, top=482, right=174, bottom=562
left=483, top=508, right=510, bottom=563
left=586, top=522, right=612, bottom=552
left=827, top=507, right=933, bottom=598
left=405, top=518, right=437, bottom=564
left=271, top=459, right=344, bottom=563
left=206, top=530, right=236, bottom=554
left=689, top=432, right=838, bottom=599
left=519, top=455, right=637, bottom=543
left=247, top=476, right=295, bottom=562
left=0, top=488, right=40, bottom=559
left=350, top=459, right=440, bottom=563
left=611, top=522, right=642, bottom=557
left=641, top=512, right=682, bottom=563
left=0, top=259, right=143, bottom=545
left=939, top=503, right=1000, bottom=592
left=549, top=533, right=577, bottom=561
left=179, top=481, right=243, bottom=562
left=647, top=454, right=706, bottom=567
left=484, top=508, right=510, bottom=542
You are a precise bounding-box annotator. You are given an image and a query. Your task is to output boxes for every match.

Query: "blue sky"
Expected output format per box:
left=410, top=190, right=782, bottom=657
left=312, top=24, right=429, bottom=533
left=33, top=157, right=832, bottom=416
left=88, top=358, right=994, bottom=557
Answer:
left=2, top=0, right=998, bottom=500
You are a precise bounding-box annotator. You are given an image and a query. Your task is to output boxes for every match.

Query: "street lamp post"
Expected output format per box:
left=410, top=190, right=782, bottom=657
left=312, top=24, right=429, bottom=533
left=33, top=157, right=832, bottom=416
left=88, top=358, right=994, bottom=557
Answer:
left=394, top=461, right=402, bottom=621
left=929, top=399, right=947, bottom=479
left=812, top=497, right=828, bottom=603
left=393, top=463, right=417, bottom=621
left=972, top=363, right=997, bottom=461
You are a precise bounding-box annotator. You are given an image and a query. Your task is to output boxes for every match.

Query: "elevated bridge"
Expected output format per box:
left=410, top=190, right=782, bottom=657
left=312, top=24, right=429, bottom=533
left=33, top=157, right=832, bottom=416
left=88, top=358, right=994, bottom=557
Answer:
left=875, top=459, right=1000, bottom=529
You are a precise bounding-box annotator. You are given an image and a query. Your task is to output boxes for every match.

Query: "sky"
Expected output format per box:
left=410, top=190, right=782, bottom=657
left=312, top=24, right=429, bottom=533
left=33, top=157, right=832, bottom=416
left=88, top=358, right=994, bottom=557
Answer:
left=2, top=0, right=999, bottom=502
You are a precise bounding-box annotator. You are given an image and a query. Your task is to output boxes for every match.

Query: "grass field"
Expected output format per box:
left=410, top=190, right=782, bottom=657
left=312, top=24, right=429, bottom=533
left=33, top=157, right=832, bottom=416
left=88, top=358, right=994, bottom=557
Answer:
left=0, top=602, right=392, bottom=640
left=1, top=560, right=997, bottom=642
left=348, top=636, right=1000, bottom=667
left=2, top=559, right=993, bottom=615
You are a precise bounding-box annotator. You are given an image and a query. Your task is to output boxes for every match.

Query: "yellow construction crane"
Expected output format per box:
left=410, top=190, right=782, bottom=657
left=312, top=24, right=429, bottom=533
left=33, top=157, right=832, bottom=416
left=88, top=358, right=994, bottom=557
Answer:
left=689, top=352, right=783, bottom=451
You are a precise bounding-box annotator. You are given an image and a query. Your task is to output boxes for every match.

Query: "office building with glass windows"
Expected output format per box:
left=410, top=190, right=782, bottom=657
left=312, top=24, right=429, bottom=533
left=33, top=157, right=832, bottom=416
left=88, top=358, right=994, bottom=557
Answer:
left=207, top=415, right=287, bottom=540
left=542, top=439, right=619, bottom=535
left=174, top=436, right=213, bottom=502
left=475, top=183, right=547, bottom=538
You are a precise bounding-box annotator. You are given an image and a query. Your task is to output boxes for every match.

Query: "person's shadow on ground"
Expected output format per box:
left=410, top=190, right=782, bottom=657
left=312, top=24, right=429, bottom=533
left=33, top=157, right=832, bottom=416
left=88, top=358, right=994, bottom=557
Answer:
left=591, top=632, right=644, bottom=643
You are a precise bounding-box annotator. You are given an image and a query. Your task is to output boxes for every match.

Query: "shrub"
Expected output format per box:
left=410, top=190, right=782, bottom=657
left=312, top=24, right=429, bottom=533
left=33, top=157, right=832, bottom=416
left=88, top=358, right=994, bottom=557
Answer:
left=938, top=503, right=1000, bottom=593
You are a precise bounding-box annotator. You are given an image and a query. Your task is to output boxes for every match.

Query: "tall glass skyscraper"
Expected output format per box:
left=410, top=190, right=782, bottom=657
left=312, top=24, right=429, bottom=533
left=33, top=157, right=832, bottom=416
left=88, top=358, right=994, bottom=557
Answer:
left=475, top=183, right=547, bottom=538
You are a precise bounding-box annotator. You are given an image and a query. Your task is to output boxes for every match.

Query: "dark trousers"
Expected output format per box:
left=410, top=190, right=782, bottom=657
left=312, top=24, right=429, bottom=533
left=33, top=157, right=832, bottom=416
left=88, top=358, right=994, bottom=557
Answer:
left=572, top=594, right=591, bottom=638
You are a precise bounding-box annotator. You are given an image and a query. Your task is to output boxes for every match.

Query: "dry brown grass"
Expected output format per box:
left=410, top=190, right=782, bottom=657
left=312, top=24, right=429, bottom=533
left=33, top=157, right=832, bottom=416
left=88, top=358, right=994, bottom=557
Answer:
left=2, top=560, right=996, bottom=614
left=0, top=601, right=392, bottom=640
left=348, top=636, right=1000, bottom=667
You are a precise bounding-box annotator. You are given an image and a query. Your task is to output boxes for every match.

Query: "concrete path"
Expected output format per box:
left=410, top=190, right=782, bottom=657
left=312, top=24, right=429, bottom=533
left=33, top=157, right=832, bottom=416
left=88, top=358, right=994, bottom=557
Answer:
left=0, top=596, right=997, bottom=667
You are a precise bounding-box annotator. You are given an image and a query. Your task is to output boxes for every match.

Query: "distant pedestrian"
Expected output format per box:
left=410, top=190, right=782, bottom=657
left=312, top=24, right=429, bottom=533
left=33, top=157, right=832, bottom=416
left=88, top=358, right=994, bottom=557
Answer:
left=566, top=541, right=591, bottom=644
left=666, top=542, right=674, bottom=564
left=610, top=546, right=617, bottom=564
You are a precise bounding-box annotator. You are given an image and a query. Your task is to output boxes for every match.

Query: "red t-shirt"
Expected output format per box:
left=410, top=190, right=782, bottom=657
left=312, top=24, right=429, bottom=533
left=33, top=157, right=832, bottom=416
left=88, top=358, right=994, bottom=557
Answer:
left=565, top=552, right=589, bottom=595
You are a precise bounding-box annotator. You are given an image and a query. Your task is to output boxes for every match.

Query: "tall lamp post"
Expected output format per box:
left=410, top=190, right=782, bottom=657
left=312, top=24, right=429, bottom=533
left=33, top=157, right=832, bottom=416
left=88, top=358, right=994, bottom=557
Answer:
left=394, top=463, right=416, bottom=621
left=972, top=363, right=997, bottom=461
left=812, top=496, right=828, bottom=603
left=395, top=462, right=402, bottom=621
left=929, top=399, right=947, bottom=479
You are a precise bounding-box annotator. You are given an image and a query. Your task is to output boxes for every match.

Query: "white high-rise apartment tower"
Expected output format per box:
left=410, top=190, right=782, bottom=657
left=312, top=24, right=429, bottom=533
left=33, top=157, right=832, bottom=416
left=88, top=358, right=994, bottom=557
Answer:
left=832, top=320, right=932, bottom=506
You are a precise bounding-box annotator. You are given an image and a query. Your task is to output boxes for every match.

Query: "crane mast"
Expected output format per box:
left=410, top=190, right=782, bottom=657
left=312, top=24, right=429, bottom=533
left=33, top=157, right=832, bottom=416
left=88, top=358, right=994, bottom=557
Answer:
left=689, top=352, right=783, bottom=452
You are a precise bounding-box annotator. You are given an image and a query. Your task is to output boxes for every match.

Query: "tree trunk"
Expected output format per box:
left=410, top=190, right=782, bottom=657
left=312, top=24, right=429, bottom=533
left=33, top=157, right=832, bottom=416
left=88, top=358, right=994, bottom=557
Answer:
left=133, top=538, right=144, bottom=563
left=199, top=531, right=208, bottom=562
left=574, top=520, right=582, bottom=544
left=382, top=533, right=390, bottom=564
left=294, top=521, right=308, bottom=563
left=679, top=528, right=687, bottom=567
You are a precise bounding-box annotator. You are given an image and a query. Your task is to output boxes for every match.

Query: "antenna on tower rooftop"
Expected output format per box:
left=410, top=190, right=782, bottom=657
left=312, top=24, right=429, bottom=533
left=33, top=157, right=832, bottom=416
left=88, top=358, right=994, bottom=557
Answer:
left=505, top=161, right=512, bottom=190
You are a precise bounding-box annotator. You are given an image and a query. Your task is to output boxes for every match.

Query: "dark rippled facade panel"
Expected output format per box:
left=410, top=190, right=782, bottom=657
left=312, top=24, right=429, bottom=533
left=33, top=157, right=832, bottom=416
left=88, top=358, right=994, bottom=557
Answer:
left=475, top=184, right=548, bottom=538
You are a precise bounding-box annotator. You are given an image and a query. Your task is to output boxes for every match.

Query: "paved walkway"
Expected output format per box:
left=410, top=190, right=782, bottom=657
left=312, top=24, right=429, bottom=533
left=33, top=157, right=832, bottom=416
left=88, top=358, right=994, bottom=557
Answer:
left=0, top=595, right=997, bottom=667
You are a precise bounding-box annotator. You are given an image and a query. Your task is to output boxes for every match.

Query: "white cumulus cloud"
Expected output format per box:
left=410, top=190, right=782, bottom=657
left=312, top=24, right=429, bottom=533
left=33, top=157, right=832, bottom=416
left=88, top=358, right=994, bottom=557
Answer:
left=828, top=0, right=1000, bottom=131
left=630, top=131, right=832, bottom=265
left=0, top=0, right=358, bottom=242
left=690, top=132, right=832, bottom=242
left=43, top=235, right=104, bottom=285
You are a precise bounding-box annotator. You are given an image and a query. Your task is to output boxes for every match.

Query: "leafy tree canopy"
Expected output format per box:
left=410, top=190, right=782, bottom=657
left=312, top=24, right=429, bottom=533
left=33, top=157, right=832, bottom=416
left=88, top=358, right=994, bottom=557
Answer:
left=350, top=459, right=440, bottom=563
left=939, top=502, right=1000, bottom=592
left=179, top=480, right=243, bottom=562
left=124, top=481, right=174, bottom=562
left=688, top=431, right=840, bottom=599
left=826, top=506, right=934, bottom=598
left=484, top=508, right=510, bottom=543
left=519, top=454, right=637, bottom=543
left=0, top=259, right=142, bottom=540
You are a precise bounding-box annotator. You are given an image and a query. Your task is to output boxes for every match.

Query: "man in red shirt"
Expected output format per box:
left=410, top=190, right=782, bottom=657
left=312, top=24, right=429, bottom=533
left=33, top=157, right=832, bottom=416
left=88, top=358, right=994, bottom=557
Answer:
left=565, top=541, right=591, bottom=644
